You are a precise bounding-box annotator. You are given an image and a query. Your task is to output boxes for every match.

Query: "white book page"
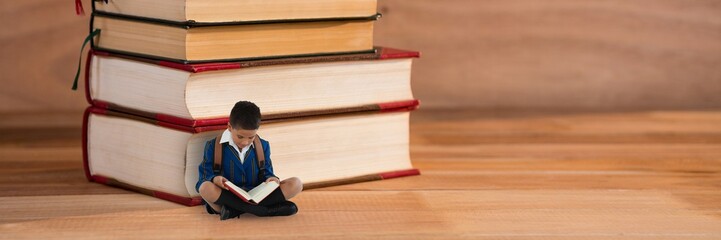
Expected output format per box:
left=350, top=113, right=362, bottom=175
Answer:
left=248, top=181, right=279, bottom=201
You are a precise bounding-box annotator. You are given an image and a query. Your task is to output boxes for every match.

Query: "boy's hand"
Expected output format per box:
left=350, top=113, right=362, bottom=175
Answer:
left=266, top=177, right=280, bottom=184
left=212, top=176, right=229, bottom=190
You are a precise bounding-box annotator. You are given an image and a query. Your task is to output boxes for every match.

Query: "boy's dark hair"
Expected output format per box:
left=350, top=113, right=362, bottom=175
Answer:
left=229, top=101, right=261, bottom=130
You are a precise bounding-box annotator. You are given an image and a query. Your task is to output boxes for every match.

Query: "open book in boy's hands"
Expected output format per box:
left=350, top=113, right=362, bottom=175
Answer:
left=223, top=180, right=280, bottom=205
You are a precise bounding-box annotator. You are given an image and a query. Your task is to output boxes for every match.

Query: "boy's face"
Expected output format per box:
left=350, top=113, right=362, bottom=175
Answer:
left=227, top=124, right=258, bottom=149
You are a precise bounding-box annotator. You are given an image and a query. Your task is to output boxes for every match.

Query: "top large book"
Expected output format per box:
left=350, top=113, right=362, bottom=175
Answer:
left=92, top=0, right=378, bottom=23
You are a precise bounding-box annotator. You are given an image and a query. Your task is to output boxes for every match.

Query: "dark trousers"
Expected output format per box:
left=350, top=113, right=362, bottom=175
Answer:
left=205, top=188, right=286, bottom=214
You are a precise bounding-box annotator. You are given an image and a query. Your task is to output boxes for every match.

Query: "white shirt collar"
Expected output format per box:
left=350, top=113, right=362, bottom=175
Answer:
left=220, top=129, right=253, bottom=163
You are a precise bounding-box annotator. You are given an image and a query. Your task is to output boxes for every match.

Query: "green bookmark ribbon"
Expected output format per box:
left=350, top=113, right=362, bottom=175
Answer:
left=72, top=29, right=101, bottom=91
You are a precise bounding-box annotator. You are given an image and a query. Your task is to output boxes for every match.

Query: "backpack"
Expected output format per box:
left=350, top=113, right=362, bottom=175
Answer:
left=212, top=133, right=266, bottom=179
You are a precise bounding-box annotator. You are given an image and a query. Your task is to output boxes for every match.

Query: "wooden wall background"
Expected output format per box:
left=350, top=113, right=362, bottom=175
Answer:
left=1, top=0, right=720, bottom=114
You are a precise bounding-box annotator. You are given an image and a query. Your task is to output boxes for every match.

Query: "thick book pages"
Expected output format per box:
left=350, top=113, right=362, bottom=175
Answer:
left=90, top=13, right=378, bottom=63
left=85, top=47, right=420, bottom=126
left=92, top=0, right=378, bottom=24
left=224, top=181, right=279, bottom=205
left=82, top=101, right=420, bottom=206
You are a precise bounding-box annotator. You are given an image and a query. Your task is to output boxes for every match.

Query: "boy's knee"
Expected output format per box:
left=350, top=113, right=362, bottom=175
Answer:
left=288, top=177, right=303, bottom=192
left=199, top=181, right=220, bottom=196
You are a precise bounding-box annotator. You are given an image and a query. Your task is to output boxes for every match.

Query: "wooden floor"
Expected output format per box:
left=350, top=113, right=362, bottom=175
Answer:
left=1, top=109, right=720, bottom=239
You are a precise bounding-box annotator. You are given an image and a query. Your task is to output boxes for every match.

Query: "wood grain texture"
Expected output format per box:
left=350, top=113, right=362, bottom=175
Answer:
left=1, top=109, right=720, bottom=239
left=2, top=0, right=721, bottom=113
left=0, top=0, right=89, bottom=112
left=374, top=0, right=721, bottom=109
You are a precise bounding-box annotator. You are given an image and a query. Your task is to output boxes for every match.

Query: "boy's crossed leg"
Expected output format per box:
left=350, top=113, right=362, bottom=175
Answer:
left=199, top=177, right=303, bottom=219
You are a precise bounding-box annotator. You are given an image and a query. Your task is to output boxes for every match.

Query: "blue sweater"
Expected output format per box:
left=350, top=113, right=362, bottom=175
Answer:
left=195, top=137, right=277, bottom=192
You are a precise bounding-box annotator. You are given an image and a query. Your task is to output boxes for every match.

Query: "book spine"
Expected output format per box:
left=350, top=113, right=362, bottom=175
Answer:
left=303, top=169, right=421, bottom=190
left=92, top=175, right=203, bottom=206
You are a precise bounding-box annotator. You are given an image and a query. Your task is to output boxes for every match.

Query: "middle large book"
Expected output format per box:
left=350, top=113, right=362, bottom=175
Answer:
left=85, top=47, right=419, bottom=126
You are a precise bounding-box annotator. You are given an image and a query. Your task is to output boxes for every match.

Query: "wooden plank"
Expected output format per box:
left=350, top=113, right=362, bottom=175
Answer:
left=320, top=170, right=721, bottom=191
left=411, top=144, right=721, bottom=171
left=0, top=194, right=178, bottom=224
left=1, top=190, right=719, bottom=239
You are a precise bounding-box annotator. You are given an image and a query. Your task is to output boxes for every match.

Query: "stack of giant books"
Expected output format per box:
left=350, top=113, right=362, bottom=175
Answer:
left=78, top=0, right=421, bottom=206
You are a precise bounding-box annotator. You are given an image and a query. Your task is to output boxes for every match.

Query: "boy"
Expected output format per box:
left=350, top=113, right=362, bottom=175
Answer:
left=196, top=101, right=303, bottom=220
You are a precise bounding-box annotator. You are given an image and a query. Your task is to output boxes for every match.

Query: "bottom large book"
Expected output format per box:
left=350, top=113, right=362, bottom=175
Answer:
left=82, top=101, right=420, bottom=206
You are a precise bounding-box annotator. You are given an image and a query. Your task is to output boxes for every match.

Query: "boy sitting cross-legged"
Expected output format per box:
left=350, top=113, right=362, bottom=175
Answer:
left=196, top=101, right=303, bottom=220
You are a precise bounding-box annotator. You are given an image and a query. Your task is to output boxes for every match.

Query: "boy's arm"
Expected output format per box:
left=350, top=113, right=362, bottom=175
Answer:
left=195, top=140, right=217, bottom=192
